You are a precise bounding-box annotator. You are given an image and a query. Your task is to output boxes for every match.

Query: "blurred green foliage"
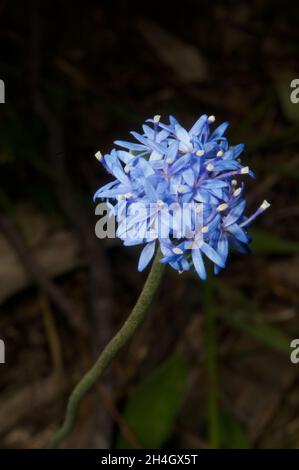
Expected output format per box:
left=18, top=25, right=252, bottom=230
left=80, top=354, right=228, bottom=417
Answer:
left=116, top=353, right=189, bottom=449
left=251, top=229, right=299, bottom=255
left=219, top=412, right=250, bottom=449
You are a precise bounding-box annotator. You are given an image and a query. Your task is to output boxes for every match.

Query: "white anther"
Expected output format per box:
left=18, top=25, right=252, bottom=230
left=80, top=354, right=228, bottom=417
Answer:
left=233, top=187, right=242, bottom=197
left=217, top=203, right=228, bottom=212
left=217, top=150, right=223, bottom=157
left=95, top=150, right=103, bottom=161
left=261, top=200, right=270, bottom=211
left=124, top=164, right=130, bottom=173
left=116, top=194, right=124, bottom=201
left=196, top=149, right=205, bottom=157
left=206, top=163, right=214, bottom=171
left=201, top=226, right=209, bottom=233
left=153, top=115, right=161, bottom=123
left=157, top=199, right=164, bottom=207
left=173, top=247, right=184, bottom=255
left=166, top=158, right=173, bottom=164
left=208, top=115, right=216, bottom=123
left=231, top=179, right=237, bottom=186
left=241, top=166, right=249, bottom=174
left=177, top=185, right=185, bottom=193
left=125, top=192, right=133, bottom=199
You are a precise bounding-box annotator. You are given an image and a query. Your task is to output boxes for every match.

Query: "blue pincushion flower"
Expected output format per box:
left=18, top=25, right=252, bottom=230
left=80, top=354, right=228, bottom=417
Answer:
left=94, top=114, right=270, bottom=279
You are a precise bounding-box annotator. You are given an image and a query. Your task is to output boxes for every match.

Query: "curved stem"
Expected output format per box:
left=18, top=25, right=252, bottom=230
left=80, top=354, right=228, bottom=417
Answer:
left=48, top=249, right=165, bottom=449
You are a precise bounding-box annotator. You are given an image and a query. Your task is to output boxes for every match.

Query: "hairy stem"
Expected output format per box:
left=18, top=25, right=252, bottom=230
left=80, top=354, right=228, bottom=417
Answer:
left=48, top=250, right=165, bottom=448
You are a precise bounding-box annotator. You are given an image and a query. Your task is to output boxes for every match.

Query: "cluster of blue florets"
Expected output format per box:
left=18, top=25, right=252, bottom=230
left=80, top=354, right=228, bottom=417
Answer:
left=94, top=114, right=269, bottom=280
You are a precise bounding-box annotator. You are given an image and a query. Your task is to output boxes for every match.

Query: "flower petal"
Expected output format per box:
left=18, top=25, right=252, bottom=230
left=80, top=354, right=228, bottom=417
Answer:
left=192, top=249, right=207, bottom=280
left=138, top=241, right=156, bottom=271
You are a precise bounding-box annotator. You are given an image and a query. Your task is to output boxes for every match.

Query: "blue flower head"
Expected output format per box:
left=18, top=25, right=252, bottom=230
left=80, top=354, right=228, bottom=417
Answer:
left=94, top=114, right=270, bottom=280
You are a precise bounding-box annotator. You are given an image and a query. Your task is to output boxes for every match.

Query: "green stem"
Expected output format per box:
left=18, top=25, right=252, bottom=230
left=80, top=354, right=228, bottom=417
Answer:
left=203, top=278, right=220, bottom=449
left=48, top=249, right=165, bottom=449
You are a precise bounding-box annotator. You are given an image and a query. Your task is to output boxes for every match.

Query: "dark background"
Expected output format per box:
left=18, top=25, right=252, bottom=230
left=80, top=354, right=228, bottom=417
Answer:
left=0, top=0, right=299, bottom=449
